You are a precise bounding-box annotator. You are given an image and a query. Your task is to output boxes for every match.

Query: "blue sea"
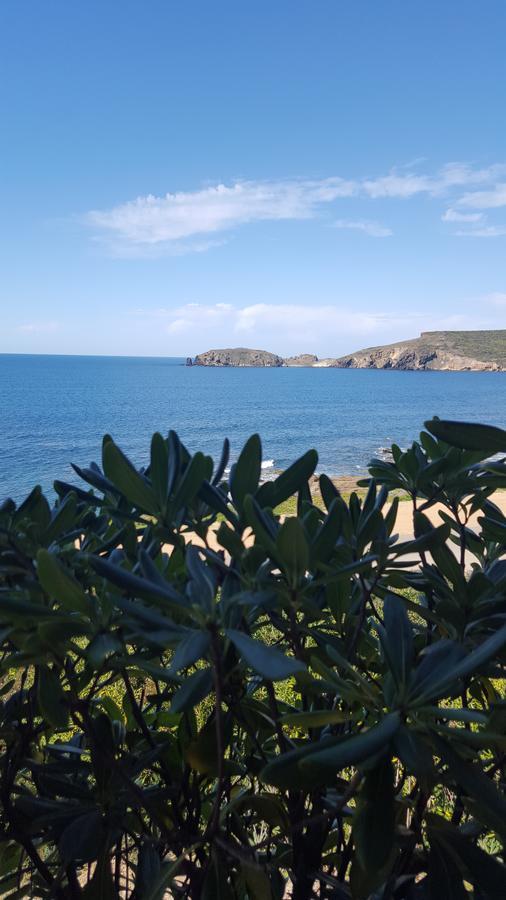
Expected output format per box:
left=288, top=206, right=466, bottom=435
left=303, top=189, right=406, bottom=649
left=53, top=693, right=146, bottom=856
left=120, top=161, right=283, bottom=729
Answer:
left=1, top=353, right=505, bottom=502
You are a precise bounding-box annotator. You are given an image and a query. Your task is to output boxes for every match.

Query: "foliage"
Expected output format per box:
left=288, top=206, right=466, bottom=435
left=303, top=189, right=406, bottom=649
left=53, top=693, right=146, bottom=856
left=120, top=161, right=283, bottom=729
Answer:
left=1, top=419, right=506, bottom=898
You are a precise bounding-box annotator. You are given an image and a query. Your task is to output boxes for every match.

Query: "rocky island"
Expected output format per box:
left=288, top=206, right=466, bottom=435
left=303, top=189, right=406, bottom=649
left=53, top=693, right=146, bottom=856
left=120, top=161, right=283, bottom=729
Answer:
left=193, top=348, right=285, bottom=367
left=191, top=331, right=506, bottom=371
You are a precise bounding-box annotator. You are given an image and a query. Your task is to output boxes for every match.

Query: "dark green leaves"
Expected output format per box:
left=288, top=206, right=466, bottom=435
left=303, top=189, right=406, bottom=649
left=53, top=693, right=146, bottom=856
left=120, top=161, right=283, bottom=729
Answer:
left=229, top=434, right=261, bottom=511
left=226, top=629, right=306, bottom=681
left=37, top=549, right=90, bottom=614
left=354, top=757, right=396, bottom=871
left=276, top=517, right=309, bottom=585
left=103, top=438, right=158, bottom=512
left=425, top=418, right=506, bottom=453
left=37, top=667, right=69, bottom=729
left=376, top=594, right=413, bottom=691
left=5, top=421, right=506, bottom=896
left=256, top=448, right=318, bottom=508
left=299, top=713, right=400, bottom=780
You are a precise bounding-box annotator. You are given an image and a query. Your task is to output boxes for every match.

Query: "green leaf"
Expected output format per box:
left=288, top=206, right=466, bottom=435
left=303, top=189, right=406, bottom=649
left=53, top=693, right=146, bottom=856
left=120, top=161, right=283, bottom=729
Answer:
left=427, top=836, right=468, bottom=900
left=435, top=736, right=506, bottom=838
left=58, top=809, right=104, bottom=863
left=319, top=473, right=340, bottom=511
left=243, top=494, right=279, bottom=556
left=376, top=594, right=413, bottom=690
left=150, top=432, right=169, bottom=505
left=199, top=481, right=239, bottom=528
left=37, top=549, right=89, bottom=615
left=103, top=439, right=158, bottom=512
left=37, top=667, right=69, bottom=729
left=280, top=709, right=350, bottom=727
left=172, top=452, right=213, bottom=509
left=421, top=623, right=506, bottom=698
left=392, top=725, right=434, bottom=776
left=170, top=667, right=214, bottom=714
left=89, top=554, right=187, bottom=610
left=226, top=629, right=306, bottom=681
left=44, top=491, right=78, bottom=543
left=168, top=630, right=211, bottom=674
left=300, top=712, right=400, bottom=778
left=256, top=449, right=318, bottom=508
left=86, top=633, right=123, bottom=668
left=354, top=756, right=395, bottom=871
left=276, top=517, right=309, bottom=584
left=427, top=815, right=506, bottom=899
left=310, top=499, right=344, bottom=565
left=213, top=437, right=230, bottom=486
left=230, top=434, right=262, bottom=510
left=425, top=418, right=506, bottom=453
left=409, top=640, right=467, bottom=703
left=259, top=734, right=344, bottom=790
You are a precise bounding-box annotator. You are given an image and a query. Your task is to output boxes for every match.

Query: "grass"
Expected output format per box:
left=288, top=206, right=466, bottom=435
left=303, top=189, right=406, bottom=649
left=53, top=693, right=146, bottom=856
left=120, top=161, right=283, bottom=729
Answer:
left=342, top=329, right=506, bottom=366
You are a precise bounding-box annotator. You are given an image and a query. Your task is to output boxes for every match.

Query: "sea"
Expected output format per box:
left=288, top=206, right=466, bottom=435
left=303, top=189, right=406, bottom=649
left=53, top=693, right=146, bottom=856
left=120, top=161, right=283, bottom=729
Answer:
left=1, top=353, right=506, bottom=502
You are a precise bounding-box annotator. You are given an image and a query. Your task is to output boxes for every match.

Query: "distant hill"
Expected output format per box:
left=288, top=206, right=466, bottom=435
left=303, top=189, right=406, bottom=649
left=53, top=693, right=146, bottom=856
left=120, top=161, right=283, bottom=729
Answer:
left=332, top=330, right=506, bottom=371
left=191, top=332, right=506, bottom=371
left=193, top=348, right=285, bottom=367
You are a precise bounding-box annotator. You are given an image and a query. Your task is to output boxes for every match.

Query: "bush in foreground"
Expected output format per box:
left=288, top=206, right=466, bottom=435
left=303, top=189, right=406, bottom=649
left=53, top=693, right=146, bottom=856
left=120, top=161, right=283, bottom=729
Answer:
left=1, top=419, right=506, bottom=898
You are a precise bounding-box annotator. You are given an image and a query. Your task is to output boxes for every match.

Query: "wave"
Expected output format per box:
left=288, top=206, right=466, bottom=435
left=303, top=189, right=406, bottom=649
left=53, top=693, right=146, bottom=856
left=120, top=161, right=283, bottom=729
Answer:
left=224, top=459, right=275, bottom=477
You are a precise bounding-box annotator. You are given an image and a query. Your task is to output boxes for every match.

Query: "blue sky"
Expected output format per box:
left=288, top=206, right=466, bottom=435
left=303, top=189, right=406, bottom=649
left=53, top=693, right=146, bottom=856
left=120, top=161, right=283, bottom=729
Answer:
left=1, top=1, right=506, bottom=357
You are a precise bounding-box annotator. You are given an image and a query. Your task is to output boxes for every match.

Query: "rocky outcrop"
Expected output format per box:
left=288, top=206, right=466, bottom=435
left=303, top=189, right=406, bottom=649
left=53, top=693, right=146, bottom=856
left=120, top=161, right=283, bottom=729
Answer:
left=332, top=333, right=505, bottom=371
left=194, top=348, right=284, bottom=367
left=284, top=354, right=319, bottom=367
left=192, top=331, right=506, bottom=371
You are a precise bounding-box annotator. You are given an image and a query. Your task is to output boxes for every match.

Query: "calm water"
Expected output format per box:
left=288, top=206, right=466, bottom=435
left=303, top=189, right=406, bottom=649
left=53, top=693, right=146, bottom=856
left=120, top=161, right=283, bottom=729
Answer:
left=1, top=353, right=505, bottom=501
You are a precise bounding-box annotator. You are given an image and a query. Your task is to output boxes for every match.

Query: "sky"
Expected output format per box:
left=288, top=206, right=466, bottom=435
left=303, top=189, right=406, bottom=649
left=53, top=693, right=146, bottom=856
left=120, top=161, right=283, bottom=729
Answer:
left=1, top=0, right=506, bottom=358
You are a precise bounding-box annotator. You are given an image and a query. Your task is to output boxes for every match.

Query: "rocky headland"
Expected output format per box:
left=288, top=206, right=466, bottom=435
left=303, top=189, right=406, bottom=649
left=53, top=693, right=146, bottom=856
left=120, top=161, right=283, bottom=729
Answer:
left=191, top=331, right=506, bottom=371
left=193, top=348, right=284, bottom=367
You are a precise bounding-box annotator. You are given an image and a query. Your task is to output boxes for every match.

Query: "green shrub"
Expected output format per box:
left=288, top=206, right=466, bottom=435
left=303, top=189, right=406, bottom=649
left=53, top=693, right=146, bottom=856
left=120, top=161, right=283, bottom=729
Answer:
left=1, top=420, right=506, bottom=898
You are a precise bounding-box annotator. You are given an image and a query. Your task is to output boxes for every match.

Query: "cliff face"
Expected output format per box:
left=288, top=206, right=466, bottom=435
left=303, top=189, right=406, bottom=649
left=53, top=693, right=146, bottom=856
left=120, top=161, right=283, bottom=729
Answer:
left=333, top=331, right=506, bottom=371
left=194, top=348, right=285, bottom=367
left=192, top=332, right=506, bottom=371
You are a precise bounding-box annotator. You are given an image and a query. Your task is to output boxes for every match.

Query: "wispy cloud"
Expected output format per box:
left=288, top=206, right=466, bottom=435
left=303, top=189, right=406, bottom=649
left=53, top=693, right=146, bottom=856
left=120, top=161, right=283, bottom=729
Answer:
left=457, top=184, right=506, bottom=209
left=454, top=225, right=506, bottom=237
left=333, top=219, right=392, bottom=237
left=442, top=208, right=484, bottom=223
left=362, top=163, right=506, bottom=199
left=86, top=177, right=355, bottom=248
left=84, top=162, right=506, bottom=253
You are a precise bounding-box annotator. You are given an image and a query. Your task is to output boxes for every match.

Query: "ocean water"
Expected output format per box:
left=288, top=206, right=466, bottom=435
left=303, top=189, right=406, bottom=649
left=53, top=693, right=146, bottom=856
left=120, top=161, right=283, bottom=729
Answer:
left=1, top=353, right=506, bottom=502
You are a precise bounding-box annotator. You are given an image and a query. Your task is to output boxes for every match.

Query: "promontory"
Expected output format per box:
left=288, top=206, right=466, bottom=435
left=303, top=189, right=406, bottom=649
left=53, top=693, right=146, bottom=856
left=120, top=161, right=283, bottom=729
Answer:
left=191, top=331, right=506, bottom=371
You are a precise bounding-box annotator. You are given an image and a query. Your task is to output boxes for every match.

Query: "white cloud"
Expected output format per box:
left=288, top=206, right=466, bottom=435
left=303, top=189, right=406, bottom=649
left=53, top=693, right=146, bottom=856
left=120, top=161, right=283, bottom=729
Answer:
left=457, top=184, right=506, bottom=209
left=362, top=163, right=506, bottom=199
left=333, top=219, right=392, bottom=237
left=84, top=162, right=506, bottom=253
left=16, top=321, right=60, bottom=334
left=454, top=225, right=506, bottom=237
left=86, top=177, right=355, bottom=247
left=442, top=208, right=484, bottom=223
